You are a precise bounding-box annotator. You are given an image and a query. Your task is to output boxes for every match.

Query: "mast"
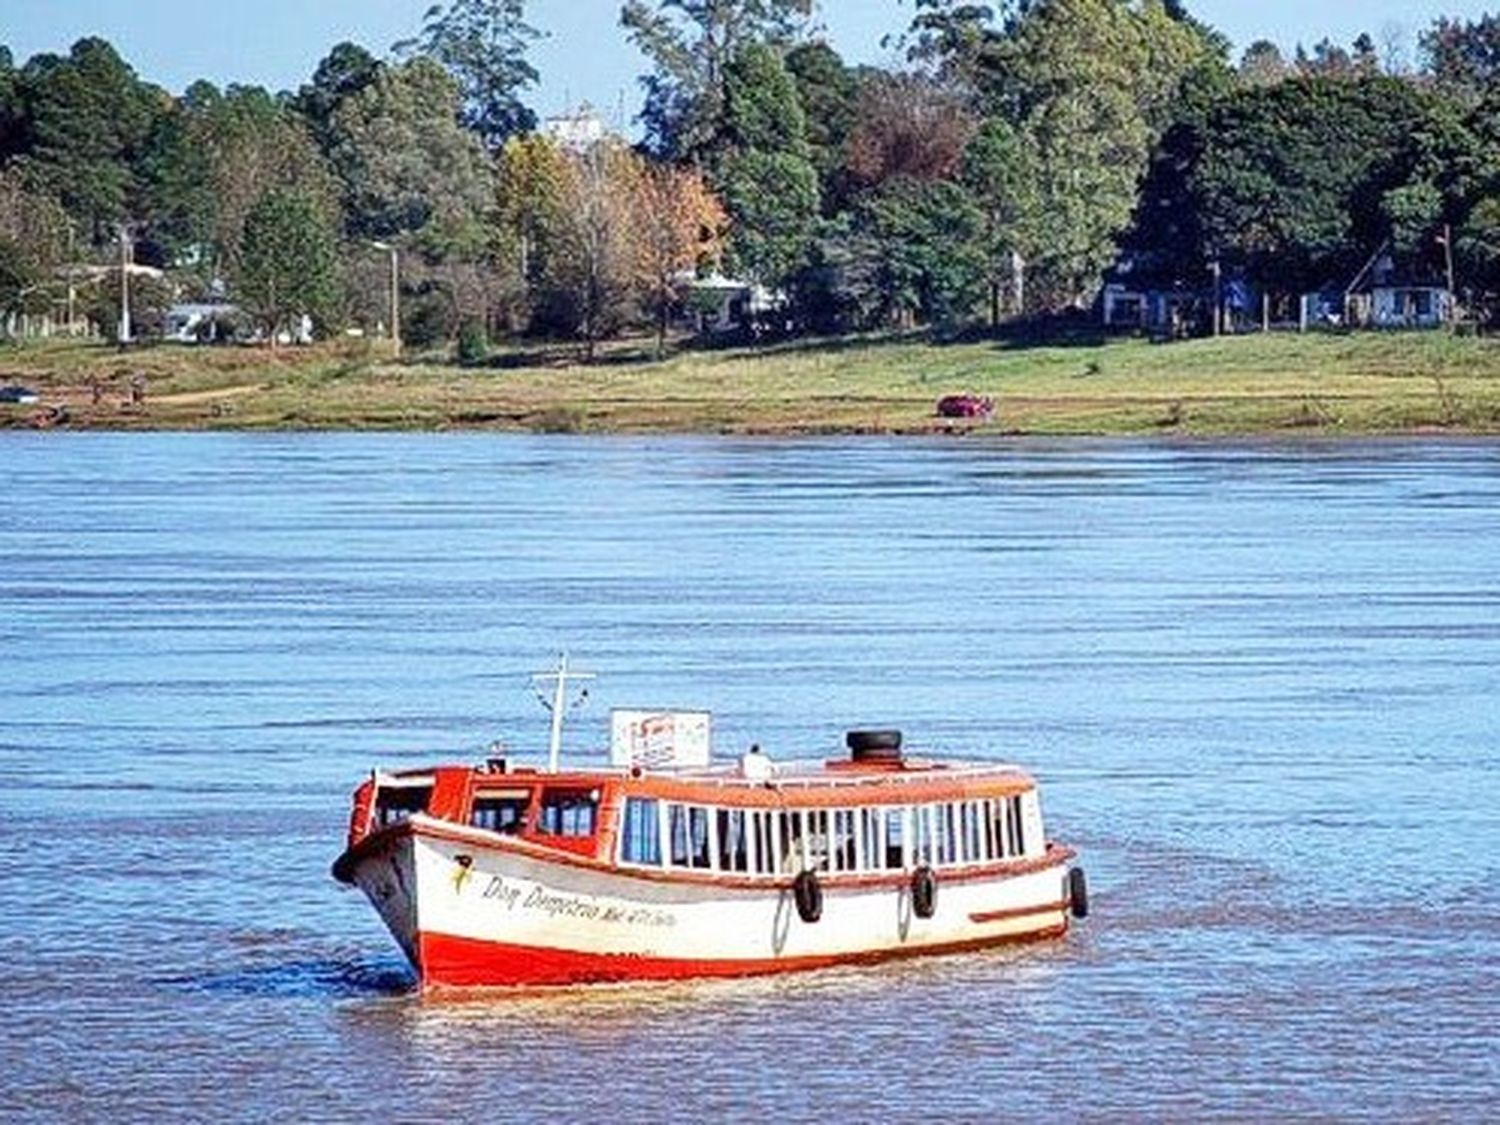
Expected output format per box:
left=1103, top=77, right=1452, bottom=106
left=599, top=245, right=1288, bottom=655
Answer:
left=532, top=653, right=594, bottom=772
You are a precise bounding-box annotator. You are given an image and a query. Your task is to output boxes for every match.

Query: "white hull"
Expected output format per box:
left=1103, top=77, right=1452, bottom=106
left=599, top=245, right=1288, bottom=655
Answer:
left=347, top=815, right=1076, bottom=987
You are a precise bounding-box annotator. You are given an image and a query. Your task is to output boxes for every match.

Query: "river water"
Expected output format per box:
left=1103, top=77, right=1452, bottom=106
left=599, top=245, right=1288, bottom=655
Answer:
left=1, top=433, right=1496, bottom=1121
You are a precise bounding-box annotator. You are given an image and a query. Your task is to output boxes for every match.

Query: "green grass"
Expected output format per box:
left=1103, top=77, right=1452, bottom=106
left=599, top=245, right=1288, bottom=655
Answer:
left=4, top=329, right=1500, bottom=435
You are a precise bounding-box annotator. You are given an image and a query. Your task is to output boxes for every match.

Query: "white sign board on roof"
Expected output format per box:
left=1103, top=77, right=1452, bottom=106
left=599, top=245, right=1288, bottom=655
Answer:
left=610, top=709, right=711, bottom=768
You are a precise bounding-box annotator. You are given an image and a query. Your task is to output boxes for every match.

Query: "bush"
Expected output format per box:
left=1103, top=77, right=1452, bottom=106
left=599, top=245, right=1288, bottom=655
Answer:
left=456, top=318, right=488, bottom=366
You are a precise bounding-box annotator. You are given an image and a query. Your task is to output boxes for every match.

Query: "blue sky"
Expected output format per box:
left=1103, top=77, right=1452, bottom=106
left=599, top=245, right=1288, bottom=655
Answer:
left=3, top=0, right=1495, bottom=132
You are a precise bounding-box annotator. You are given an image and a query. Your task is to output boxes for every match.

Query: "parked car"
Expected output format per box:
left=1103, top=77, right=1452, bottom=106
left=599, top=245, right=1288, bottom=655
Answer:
left=0, top=385, right=40, bottom=405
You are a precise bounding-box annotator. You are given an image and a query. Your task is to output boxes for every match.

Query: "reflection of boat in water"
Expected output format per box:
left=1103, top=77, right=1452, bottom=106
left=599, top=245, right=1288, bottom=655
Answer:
left=333, top=659, right=1088, bottom=990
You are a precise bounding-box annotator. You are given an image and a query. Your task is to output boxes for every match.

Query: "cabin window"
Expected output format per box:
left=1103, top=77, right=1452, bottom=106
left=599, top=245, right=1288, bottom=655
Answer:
left=777, top=811, right=798, bottom=872
left=537, top=788, right=599, bottom=837
left=991, top=799, right=1010, bottom=858
left=620, top=798, right=661, bottom=866
left=885, top=808, right=906, bottom=869
left=751, top=810, right=775, bottom=875
left=470, top=789, right=530, bottom=835
left=1007, top=795, right=1024, bottom=857
left=804, top=809, right=830, bottom=871
left=374, top=783, right=431, bottom=828
left=983, top=799, right=999, bottom=860
left=717, top=808, right=748, bottom=872
left=963, top=801, right=983, bottom=863
left=668, top=804, right=712, bottom=869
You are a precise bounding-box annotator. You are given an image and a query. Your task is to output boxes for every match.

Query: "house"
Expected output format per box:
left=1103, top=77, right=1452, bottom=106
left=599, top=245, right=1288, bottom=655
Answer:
left=1336, top=243, right=1454, bottom=330
left=540, top=104, right=609, bottom=153
left=678, top=272, right=786, bottom=334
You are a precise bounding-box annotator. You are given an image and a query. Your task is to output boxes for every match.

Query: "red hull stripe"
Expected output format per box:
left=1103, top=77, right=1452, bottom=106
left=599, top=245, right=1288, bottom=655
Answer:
left=967, top=899, right=1070, bottom=924
left=415, top=923, right=1069, bottom=989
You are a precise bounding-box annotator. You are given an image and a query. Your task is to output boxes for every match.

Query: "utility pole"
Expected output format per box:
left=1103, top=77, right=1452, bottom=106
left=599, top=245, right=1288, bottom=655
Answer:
left=1442, top=223, right=1457, bottom=327
left=118, top=225, right=132, bottom=346
left=1210, top=259, right=1222, bottom=336
left=371, top=241, right=400, bottom=353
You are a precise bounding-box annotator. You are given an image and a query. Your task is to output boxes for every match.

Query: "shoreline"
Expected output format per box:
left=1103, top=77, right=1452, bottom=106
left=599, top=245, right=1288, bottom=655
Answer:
left=4, top=331, right=1499, bottom=437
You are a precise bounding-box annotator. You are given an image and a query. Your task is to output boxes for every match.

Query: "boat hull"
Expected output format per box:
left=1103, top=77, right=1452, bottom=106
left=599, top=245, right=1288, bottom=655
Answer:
left=342, top=816, right=1077, bottom=989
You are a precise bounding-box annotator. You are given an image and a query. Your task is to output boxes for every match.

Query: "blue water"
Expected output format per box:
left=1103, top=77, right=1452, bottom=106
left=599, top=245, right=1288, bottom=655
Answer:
left=1, top=433, right=1497, bottom=1121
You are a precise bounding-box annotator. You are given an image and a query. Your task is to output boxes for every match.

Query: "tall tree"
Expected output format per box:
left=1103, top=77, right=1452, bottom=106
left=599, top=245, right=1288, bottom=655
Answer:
left=329, top=57, right=494, bottom=249
left=395, top=0, right=541, bottom=148
left=844, top=71, right=977, bottom=187
left=1421, top=15, right=1500, bottom=104
left=620, top=0, right=813, bottom=161
left=633, top=162, right=727, bottom=353
left=716, top=42, right=819, bottom=288
left=237, top=188, right=339, bottom=342
left=293, top=42, right=382, bottom=155
left=13, top=38, right=164, bottom=240
left=980, top=0, right=1222, bottom=308
left=784, top=42, right=861, bottom=200
left=962, top=118, right=1038, bottom=325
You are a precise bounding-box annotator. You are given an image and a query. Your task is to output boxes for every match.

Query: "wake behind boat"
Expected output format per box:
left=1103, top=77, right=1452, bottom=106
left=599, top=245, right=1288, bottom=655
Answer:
left=332, top=658, right=1088, bottom=989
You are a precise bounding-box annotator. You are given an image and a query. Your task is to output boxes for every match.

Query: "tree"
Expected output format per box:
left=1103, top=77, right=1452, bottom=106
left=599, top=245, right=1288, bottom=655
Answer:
left=0, top=47, right=22, bottom=161
left=844, top=71, right=977, bottom=187
left=785, top=42, right=861, bottom=197
left=962, top=117, right=1038, bottom=325
left=1239, top=40, right=1289, bottom=87
left=0, top=171, right=68, bottom=321
left=188, top=84, right=337, bottom=278
left=1421, top=15, right=1500, bottom=104
left=395, top=0, right=541, bottom=148
left=548, top=141, right=642, bottom=357
left=715, top=42, right=819, bottom=289
left=620, top=0, right=813, bottom=161
left=633, top=162, right=727, bottom=353
left=237, top=188, right=339, bottom=342
left=828, top=177, right=984, bottom=328
left=329, top=58, right=494, bottom=248
left=979, top=0, right=1222, bottom=308
left=12, top=38, right=164, bottom=240
left=293, top=42, right=382, bottom=155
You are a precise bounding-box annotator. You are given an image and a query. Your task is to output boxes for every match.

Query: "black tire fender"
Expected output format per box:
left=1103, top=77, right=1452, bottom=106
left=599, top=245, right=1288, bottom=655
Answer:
left=792, top=869, right=823, bottom=924
left=912, top=864, right=938, bottom=919
left=1068, top=866, right=1089, bottom=919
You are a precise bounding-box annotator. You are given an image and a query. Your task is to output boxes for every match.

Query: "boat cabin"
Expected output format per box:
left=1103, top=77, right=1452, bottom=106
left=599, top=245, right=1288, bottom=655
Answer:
left=344, top=736, right=1048, bottom=885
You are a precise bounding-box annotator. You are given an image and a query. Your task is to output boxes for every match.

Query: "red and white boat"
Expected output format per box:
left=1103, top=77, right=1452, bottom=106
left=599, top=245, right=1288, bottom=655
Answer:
left=333, top=660, right=1088, bottom=989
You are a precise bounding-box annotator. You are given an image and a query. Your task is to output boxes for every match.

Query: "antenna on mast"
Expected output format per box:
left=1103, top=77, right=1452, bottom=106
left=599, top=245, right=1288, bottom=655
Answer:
left=532, top=653, right=594, bottom=772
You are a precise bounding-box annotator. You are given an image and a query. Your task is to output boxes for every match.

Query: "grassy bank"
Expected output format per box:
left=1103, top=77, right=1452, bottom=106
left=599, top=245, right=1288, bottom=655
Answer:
left=3, top=329, right=1500, bottom=435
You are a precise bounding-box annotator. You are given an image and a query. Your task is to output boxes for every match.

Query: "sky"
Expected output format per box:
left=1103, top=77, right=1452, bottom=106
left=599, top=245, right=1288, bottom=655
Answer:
left=3, top=0, right=1497, bottom=133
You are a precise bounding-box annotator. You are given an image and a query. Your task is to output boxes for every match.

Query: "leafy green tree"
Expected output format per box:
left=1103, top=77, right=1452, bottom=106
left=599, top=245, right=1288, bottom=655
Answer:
left=980, top=0, right=1223, bottom=308
left=784, top=42, right=861, bottom=196
left=395, top=0, right=541, bottom=148
left=715, top=42, right=819, bottom=289
left=962, top=117, right=1038, bottom=325
left=1188, top=77, right=1459, bottom=290
left=329, top=57, right=494, bottom=250
left=620, top=0, right=813, bottom=161
left=293, top=42, right=383, bottom=155
left=12, top=38, right=164, bottom=239
left=236, top=188, right=339, bottom=341
left=0, top=47, right=22, bottom=161
left=824, top=177, right=984, bottom=329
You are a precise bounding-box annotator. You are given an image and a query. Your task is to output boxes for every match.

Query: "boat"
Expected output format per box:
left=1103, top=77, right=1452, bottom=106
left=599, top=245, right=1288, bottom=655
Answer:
left=333, top=658, right=1088, bottom=989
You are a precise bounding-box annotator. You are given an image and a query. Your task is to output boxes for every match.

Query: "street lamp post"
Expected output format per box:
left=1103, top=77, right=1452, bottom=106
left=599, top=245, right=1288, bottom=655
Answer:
left=118, top=225, right=132, bottom=346
left=371, top=241, right=400, bottom=353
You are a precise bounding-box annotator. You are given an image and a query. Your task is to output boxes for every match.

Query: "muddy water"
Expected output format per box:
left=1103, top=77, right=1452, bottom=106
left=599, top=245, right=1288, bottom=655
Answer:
left=1, top=434, right=1496, bottom=1121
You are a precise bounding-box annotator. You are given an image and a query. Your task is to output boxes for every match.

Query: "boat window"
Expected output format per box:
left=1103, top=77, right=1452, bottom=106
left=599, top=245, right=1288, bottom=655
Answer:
left=668, top=804, right=712, bottom=868
left=537, top=788, right=599, bottom=837
left=620, top=798, right=661, bottom=866
left=471, top=789, right=530, bottom=835
left=751, top=810, right=775, bottom=875
left=1007, top=795, right=1024, bottom=857
left=885, top=808, right=905, bottom=869
left=804, top=809, right=830, bottom=871
left=963, top=801, right=983, bottom=863
left=859, top=808, right=883, bottom=872
left=374, top=783, right=431, bottom=828
left=777, top=811, right=798, bottom=872
left=937, top=804, right=956, bottom=866
left=717, top=808, right=748, bottom=872
left=991, top=799, right=1010, bottom=858
left=983, top=799, right=999, bottom=860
